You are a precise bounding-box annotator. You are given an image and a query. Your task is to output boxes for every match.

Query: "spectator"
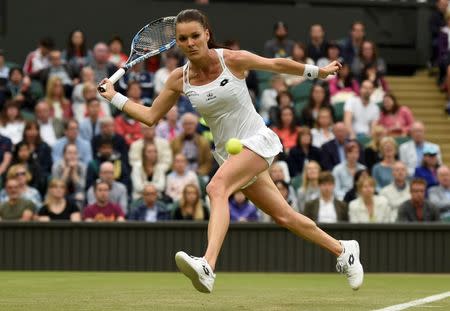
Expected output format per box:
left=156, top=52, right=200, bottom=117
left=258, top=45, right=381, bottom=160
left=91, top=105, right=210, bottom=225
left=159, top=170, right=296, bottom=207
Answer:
left=23, top=37, right=54, bottom=77
left=259, top=74, right=288, bottom=123
left=271, top=106, right=299, bottom=153
left=398, top=178, right=440, bottom=222
left=311, top=106, right=335, bottom=148
left=377, top=93, right=414, bottom=137
left=38, top=179, right=81, bottom=221
left=349, top=176, right=390, bottom=223
left=62, top=29, right=93, bottom=71
left=317, top=41, right=343, bottom=69
left=131, top=142, right=166, bottom=199
left=165, top=153, right=199, bottom=202
left=264, top=21, right=295, bottom=58
left=414, top=144, right=440, bottom=190
left=171, top=113, right=212, bottom=177
left=0, top=100, right=25, bottom=144
left=229, top=190, right=259, bottom=222
left=39, top=49, right=78, bottom=93
left=155, top=105, right=182, bottom=142
left=108, top=35, right=128, bottom=68
left=380, top=161, right=411, bottom=221
left=321, top=122, right=355, bottom=171
left=117, top=62, right=154, bottom=106
left=306, top=24, right=328, bottom=63
left=304, top=172, right=348, bottom=223
left=114, top=87, right=144, bottom=146
left=269, top=161, right=292, bottom=185
left=268, top=90, right=294, bottom=127
left=83, top=179, right=125, bottom=222
left=45, top=76, right=72, bottom=120
left=364, top=125, right=387, bottom=172
left=344, top=80, right=379, bottom=138
left=154, top=49, right=182, bottom=96
left=282, top=42, right=314, bottom=87
left=329, top=62, right=359, bottom=104
left=52, top=119, right=92, bottom=165
left=286, top=127, right=321, bottom=178
left=332, top=141, right=366, bottom=200
left=88, top=42, right=117, bottom=84
left=341, top=21, right=365, bottom=65
left=128, top=183, right=171, bottom=222
left=35, top=100, right=64, bottom=147
left=361, top=63, right=389, bottom=104
left=351, top=40, right=387, bottom=81
left=343, top=169, right=369, bottom=204
left=0, top=178, right=34, bottom=221
left=297, top=161, right=321, bottom=212
left=275, top=180, right=297, bottom=210
left=431, top=0, right=448, bottom=66
left=428, top=165, right=450, bottom=221
left=79, top=98, right=101, bottom=142
left=86, top=162, right=128, bottom=214
left=172, top=183, right=209, bottom=220
left=300, top=83, right=332, bottom=128
left=371, top=137, right=397, bottom=191
left=3, top=67, right=35, bottom=112
left=0, top=133, right=12, bottom=179
left=92, top=117, right=128, bottom=165
left=0, top=49, right=9, bottom=83
left=0, top=164, right=42, bottom=208
left=51, top=143, right=86, bottom=208
left=129, top=123, right=172, bottom=173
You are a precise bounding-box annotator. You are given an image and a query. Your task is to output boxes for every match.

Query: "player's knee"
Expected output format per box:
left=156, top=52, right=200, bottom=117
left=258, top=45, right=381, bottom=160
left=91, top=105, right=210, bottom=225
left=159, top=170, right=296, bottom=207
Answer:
left=206, top=175, right=228, bottom=199
left=272, top=210, right=292, bottom=227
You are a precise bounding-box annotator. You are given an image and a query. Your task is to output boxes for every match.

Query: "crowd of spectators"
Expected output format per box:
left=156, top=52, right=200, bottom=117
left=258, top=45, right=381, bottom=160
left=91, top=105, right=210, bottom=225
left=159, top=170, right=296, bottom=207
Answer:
left=0, top=16, right=448, bottom=224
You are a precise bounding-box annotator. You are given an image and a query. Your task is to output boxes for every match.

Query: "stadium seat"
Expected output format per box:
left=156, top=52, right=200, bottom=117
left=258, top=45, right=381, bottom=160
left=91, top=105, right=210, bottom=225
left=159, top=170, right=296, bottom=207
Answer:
left=294, top=100, right=308, bottom=119
left=256, top=70, right=273, bottom=92
left=290, top=175, right=303, bottom=191
left=394, top=136, right=411, bottom=146
left=357, top=134, right=371, bottom=147
left=289, top=80, right=313, bottom=103
left=332, top=102, right=345, bottom=122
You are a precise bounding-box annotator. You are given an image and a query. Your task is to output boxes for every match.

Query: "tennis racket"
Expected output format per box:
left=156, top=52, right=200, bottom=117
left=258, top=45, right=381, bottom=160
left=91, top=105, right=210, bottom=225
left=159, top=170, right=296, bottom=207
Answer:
left=98, top=16, right=177, bottom=93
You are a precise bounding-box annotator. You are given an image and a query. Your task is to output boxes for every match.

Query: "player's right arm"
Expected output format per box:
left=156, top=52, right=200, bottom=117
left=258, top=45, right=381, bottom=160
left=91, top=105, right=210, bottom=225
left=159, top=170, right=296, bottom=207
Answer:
left=98, top=68, right=183, bottom=127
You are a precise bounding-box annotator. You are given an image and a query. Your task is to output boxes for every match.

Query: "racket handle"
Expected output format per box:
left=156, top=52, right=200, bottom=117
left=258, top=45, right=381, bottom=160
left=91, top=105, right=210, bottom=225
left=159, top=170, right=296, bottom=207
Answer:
left=98, top=68, right=126, bottom=93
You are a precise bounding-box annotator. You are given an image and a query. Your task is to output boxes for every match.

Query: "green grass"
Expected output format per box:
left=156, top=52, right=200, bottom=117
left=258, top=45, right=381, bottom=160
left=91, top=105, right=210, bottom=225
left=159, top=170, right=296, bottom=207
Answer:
left=0, top=273, right=449, bottom=310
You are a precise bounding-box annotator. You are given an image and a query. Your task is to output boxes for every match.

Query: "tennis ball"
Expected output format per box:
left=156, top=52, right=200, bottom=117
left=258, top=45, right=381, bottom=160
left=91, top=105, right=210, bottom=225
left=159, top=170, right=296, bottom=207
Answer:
left=225, top=138, right=243, bottom=155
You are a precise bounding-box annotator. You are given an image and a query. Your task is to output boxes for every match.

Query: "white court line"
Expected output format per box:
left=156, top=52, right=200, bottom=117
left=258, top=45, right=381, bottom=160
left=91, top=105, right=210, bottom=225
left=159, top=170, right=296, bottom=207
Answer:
left=373, top=291, right=450, bottom=311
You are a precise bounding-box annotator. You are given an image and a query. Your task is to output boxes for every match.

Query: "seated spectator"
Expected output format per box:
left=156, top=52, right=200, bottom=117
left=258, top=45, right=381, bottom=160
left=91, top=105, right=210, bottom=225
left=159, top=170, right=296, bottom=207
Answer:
left=340, top=21, right=365, bottom=65
left=79, top=98, right=101, bottom=143
left=377, top=93, right=414, bottom=137
left=271, top=106, right=300, bottom=154
left=0, top=133, right=12, bottom=179
left=306, top=24, right=328, bottom=63
left=344, top=80, right=379, bottom=138
left=332, top=141, right=366, bottom=200
left=263, top=21, right=295, bottom=58
left=398, top=178, right=440, bottom=222
left=304, top=172, right=348, bottom=223
left=0, top=164, right=42, bottom=208
left=62, top=29, right=93, bottom=71
left=259, top=75, right=288, bottom=123
left=311, top=106, right=335, bottom=148
left=131, top=142, right=166, bottom=199
left=0, top=178, right=35, bottom=221
left=300, top=83, right=332, bottom=128
left=35, top=100, right=64, bottom=147
left=117, top=62, right=154, bottom=106
left=154, top=49, right=182, bottom=96
left=321, top=122, right=359, bottom=171
left=351, top=40, right=386, bottom=82
left=23, top=37, right=53, bottom=77
left=297, top=160, right=321, bottom=212
left=286, top=127, right=321, bottom=178
left=343, top=169, right=369, bottom=204
left=229, top=191, right=259, bottom=222
left=349, top=176, right=390, bottom=223
left=86, top=162, right=128, bottom=214
left=87, top=42, right=117, bottom=84
left=12, top=142, right=47, bottom=195
left=83, top=179, right=125, bottom=222
left=364, top=125, right=387, bottom=172
left=414, top=144, right=440, bottom=190
left=431, top=0, right=447, bottom=67
left=282, top=42, right=314, bottom=87
left=107, top=35, right=128, bottom=68
left=92, top=117, right=128, bottom=164
left=155, top=106, right=182, bottom=142
left=0, top=100, right=25, bottom=144
left=45, top=76, right=72, bottom=120
left=171, top=113, right=212, bottom=177
left=3, top=67, right=35, bottom=112
left=269, top=161, right=293, bottom=186
left=380, top=161, right=411, bottom=221
left=39, top=49, right=78, bottom=94
left=128, top=183, right=171, bottom=222
left=52, top=119, right=92, bottom=166
left=51, top=143, right=86, bottom=208
left=0, top=49, right=9, bottom=83
left=129, top=123, right=172, bottom=173
left=317, top=41, right=343, bottom=70
left=428, top=165, right=450, bottom=221
left=267, top=90, right=294, bottom=127
left=361, top=64, right=389, bottom=104
left=38, top=179, right=81, bottom=221
left=172, top=183, right=209, bottom=220
left=399, top=121, right=442, bottom=176
left=372, top=137, right=397, bottom=191
left=114, top=90, right=144, bottom=146
left=275, top=180, right=297, bottom=211
left=329, top=62, right=359, bottom=104
left=165, top=153, right=199, bottom=202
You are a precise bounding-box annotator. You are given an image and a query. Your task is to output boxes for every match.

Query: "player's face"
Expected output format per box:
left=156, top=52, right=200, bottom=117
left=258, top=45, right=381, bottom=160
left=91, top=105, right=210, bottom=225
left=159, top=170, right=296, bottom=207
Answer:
left=176, top=22, right=210, bottom=59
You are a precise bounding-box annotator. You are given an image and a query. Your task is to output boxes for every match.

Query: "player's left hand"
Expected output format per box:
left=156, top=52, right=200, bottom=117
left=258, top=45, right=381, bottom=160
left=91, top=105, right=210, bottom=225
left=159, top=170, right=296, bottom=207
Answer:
left=318, top=60, right=342, bottom=79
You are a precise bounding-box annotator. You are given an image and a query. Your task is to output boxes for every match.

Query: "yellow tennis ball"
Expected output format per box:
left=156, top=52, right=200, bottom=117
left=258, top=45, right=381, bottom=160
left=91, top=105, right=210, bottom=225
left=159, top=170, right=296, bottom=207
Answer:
left=226, top=138, right=243, bottom=155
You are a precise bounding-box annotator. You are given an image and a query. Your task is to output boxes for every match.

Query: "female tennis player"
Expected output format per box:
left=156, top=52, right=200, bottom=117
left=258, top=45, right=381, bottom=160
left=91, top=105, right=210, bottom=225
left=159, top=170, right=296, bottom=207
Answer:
left=98, top=9, right=363, bottom=293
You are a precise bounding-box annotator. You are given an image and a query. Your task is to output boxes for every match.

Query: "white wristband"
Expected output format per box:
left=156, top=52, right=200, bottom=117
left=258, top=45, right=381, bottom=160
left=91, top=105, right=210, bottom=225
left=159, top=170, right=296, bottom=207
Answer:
left=303, top=64, right=319, bottom=80
left=110, top=93, right=128, bottom=111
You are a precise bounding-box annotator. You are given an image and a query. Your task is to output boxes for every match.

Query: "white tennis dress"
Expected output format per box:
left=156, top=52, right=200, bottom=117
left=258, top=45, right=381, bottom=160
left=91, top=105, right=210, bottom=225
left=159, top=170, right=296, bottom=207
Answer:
left=182, top=49, right=282, bottom=166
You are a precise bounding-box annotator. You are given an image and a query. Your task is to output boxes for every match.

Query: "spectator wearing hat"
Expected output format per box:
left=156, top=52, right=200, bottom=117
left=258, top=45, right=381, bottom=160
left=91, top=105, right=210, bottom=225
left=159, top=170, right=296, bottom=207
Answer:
left=264, top=21, right=295, bottom=58
left=398, top=178, right=440, bottom=222
left=414, top=144, right=440, bottom=190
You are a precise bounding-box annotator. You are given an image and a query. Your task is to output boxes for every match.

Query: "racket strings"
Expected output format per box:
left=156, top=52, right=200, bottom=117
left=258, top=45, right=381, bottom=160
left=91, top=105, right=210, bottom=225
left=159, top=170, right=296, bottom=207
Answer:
left=134, top=18, right=176, bottom=55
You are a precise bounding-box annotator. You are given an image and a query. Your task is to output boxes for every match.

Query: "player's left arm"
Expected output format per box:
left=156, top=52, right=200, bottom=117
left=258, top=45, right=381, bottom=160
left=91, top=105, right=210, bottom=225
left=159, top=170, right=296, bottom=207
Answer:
left=227, top=50, right=341, bottom=79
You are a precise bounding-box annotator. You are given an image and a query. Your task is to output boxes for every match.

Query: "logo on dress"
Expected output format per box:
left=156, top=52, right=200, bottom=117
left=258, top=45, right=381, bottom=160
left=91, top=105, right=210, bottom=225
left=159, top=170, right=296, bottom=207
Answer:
left=220, top=79, right=229, bottom=86
left=206, top=92, right=217, bottom=101
left=185, top=90, right=199, bottom=97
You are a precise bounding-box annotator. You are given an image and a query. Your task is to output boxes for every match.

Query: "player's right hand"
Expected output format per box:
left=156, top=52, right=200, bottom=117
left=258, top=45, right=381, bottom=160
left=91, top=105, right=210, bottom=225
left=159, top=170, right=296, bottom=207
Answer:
left=97, top=79, right=117, bottom=102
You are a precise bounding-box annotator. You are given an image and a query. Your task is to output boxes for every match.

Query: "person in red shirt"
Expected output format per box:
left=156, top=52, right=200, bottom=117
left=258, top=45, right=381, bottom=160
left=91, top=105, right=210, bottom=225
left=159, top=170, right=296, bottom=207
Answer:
left=83, top=179, right=125, bottom=222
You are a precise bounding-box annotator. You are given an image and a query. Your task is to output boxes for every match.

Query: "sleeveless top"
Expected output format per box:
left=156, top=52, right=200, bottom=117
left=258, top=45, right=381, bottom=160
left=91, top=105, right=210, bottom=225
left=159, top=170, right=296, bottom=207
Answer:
left=183, top=49, right=281, bottom=163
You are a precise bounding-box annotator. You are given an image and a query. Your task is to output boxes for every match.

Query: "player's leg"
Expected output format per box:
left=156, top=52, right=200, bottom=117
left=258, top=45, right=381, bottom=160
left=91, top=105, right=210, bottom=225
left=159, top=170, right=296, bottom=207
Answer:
left=242, top=171, right=364, bottom=290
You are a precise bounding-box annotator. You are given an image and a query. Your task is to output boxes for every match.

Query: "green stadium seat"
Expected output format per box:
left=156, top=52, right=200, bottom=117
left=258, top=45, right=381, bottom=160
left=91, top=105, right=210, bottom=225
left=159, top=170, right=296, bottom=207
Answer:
left=291, top=175, right=302, bottom=192
left=294, top=100, right=308, bottom=119
left=394, top=136, right=411, bottom=146
left=332, top=102, right=345, bottom=122
left=256, top=70, right=273, bottom=92
left=289, top=80, right=313, bottom=103
left=357, top=135, right=371, bottom=147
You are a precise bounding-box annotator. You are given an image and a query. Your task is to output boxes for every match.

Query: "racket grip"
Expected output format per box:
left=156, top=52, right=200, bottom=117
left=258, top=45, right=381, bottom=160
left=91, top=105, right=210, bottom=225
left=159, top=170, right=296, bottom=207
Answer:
left=98, top=68, right=126, bottom=92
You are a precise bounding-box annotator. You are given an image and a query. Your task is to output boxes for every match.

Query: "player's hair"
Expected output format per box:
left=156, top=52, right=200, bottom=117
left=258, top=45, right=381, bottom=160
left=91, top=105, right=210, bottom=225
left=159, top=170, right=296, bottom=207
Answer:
left=176, top=9, right=219, bottom=49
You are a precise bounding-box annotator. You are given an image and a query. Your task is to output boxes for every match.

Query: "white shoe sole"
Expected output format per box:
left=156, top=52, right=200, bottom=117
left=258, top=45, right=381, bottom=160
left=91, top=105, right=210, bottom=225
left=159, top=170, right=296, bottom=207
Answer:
left=175, top=252, right=211, bottom=293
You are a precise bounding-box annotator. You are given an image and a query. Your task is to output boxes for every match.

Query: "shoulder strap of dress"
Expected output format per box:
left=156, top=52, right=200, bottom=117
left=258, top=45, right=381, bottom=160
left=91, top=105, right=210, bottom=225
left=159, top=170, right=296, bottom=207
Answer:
left=215, top=48, right=226, bottom=70
left=182, top=62, right=190, bottom=86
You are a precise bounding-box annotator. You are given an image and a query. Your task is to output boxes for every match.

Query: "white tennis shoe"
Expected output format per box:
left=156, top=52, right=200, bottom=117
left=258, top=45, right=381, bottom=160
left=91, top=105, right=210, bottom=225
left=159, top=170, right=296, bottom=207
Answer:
left=336, top=240, right=364, bottom=290
left=175, top=251, right=215, bottom=293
